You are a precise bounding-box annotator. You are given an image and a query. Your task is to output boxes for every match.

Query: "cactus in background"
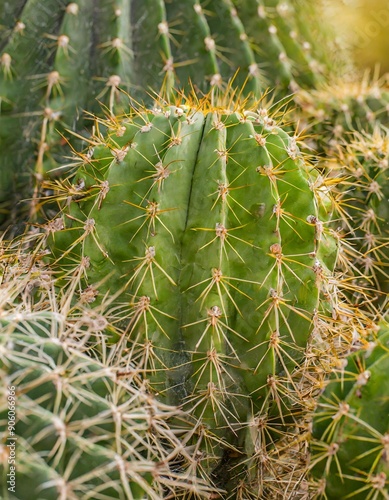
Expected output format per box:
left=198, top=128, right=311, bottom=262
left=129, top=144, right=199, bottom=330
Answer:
left=0, top=0, right=340, bottom=227
left=295, top=74, right=389, bottom=154
left=310, top=321, right=389, bottom=499
left=335, top=127, right=389, bottom=308
left=0, top=314, right=217, bottom=500
left=37, top=94, right=373, bottom=496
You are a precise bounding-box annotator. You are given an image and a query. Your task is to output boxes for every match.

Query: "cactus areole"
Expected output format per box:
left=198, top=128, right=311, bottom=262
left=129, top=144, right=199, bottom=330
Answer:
left=48, top=99, right=337, bottom=487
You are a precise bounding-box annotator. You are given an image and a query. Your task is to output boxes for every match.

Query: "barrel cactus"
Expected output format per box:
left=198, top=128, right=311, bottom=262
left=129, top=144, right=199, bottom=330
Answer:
left=294, top=75, right=389, bottom=154
left=0, top=0, right=339, bottom=227
left=0, top=241, right=214, bottom=499
left=310, top=321, right=389, bottom=499
left=0, top=311, right=218, bottom=500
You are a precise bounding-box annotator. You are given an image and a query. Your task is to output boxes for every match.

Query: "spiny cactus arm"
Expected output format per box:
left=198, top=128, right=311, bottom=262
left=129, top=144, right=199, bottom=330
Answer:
left=51, top=0, right=93, bottom=125
left=0, top=0, right=64, bottom=108
left=0, top=0, right=63, bottom=208
left=90, top=0, right=133, bottom=106
left=264, top=0, right=318, bottom=88
left=43, top=98, right=347, bottom=495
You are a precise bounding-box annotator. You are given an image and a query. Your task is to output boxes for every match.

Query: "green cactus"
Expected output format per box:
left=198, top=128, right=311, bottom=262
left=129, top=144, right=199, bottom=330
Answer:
left=0, top=311, right=217, bottom=499
left=310, top=321, right=389, bottom=499
left=293, top=75, right=389, bottom=312
left=295, top=75, right=389, bottom=154
left=35, top=95, right=354, bottom=495
left=0, top=0, right=339, bottom=227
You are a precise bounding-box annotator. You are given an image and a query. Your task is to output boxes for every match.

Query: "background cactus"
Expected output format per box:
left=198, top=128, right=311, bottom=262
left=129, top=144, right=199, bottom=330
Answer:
left=0, top=0, right=340, bottom=228
left=295, top=74, right=389, bottom=155
left=310, top=321, right=389, bottom=499
left=0, top=314, right=209, bottom=500
left=334, top=127, right=389, bottom=309
left=1, top=1, right=387, bottom=498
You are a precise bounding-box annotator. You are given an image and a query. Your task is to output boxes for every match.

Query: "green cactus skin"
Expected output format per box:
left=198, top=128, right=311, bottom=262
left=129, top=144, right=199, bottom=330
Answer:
left=0, top=0, right=337, bottom=227
left=42, top=96, right=343, bottom=495
left=310, top=322, right=389, bottom=500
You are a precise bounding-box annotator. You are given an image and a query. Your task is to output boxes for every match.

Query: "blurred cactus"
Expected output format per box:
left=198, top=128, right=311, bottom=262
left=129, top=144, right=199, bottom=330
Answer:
left=0, top=1, right=387, bottom=498
left=0, top=0, right=340, bottom=227
left=0, top=236, right=215, bottom=499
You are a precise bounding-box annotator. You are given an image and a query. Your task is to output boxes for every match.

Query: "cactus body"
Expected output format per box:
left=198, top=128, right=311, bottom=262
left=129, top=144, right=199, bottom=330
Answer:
left=310, top=322, right=389, bottom=499
left=295, top=78, right=389, bottom=154
left=337, top=128, right=389, bottom=305
left=41, top=98, right=343, bottom=494
left=294, top=77, right=389, bottom=310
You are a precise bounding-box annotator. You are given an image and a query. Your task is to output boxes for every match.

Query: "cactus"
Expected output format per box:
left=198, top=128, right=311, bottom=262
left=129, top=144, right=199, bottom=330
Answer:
left=0, top=313, right=218, bottom=500
left=0, top=1, right=386, bottom=497
left=335, top=127, right=389, bottom=308
left=0, top=0, right=339, bottom=227
left=310, top=321, right=389, bottom=499
left=293, top=75, right=389, bottom=312
left=294, top=75, right=389, bottom=154
left=35, top=94, right=370, bottom=496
